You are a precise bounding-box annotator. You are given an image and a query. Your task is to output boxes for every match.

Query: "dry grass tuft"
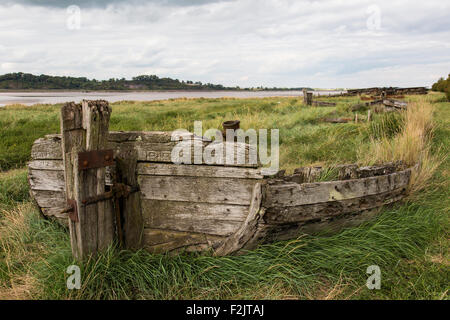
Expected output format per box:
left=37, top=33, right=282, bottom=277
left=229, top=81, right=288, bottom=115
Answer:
left=360, top=98, right=442, bottom=195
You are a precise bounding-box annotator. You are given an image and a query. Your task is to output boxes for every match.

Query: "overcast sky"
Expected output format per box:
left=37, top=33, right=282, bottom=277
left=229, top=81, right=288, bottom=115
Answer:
left=0, top=0, right=449, bottom=88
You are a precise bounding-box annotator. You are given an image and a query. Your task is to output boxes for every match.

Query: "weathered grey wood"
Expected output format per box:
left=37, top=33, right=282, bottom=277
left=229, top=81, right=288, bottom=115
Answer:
left=306, top=92, right=313, bottom=106
left=142, top=199, right=248, bottom=236
left=214, top=182, right=263, bottom=256
left=28, top=160, right=64, bottom=171
left=32, top=132, right=258, bottom=167
left=28, top=169, right=65, bottom=192
left=108, top=131, right=209, bottom=143
left=313, top=101, right=336, bottom=107
left=30, top=189, right=66, bottom=208
left=137, top=163, right=264, bottom=179
left=143, top=228, right=224, bottom=253
left=138, top=176, right=257, bottom=205
left=264, top=187, right=407, bottom=224
left=383, top=99, right=407, bottom=110
left=31, top=136, right=63, bottom=160
left=263, top=169, right=411, bottom=208
left=60, top=102, right=83, bottom=257
left=293, top=166, right=323, bottom=183
left=42, top=206, right=70, bottom=220
left=115, top=147, right=143, bottom=250
left=61, top=100, right=115, bottom=259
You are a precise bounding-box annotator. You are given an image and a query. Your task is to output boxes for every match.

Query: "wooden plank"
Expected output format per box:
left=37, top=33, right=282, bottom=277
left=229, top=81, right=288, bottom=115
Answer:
left=108, top=131, right=209, bottom=143
left=28, top=160, right=64, bottom=171
left=143, top=228, right=224, bottom=253
left=31, top=133, right=259, bottom=167
left=214, top=182, right=263, bottom=255
left=264, top=187, right=407, bottom=224
left=137, top=163, right=264, bottom=179
left=142, top=199, right=248, bottom=236
left=28, top=169, right=65, bottom=192
left=42, top=206, right=70, bottom=220
left=138, top=175, right=257, bottom=205
left=30, top=189, right=66, bottom=208
left=31, top=136, right=63, bottom=160
left=263, top=169, right=411, bottom=208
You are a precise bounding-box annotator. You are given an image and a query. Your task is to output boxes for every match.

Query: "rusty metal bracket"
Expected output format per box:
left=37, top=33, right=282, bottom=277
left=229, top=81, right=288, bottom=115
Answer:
left=59, top=199, right=78, bottom=222
left=78, top=149, right=114, bottom=170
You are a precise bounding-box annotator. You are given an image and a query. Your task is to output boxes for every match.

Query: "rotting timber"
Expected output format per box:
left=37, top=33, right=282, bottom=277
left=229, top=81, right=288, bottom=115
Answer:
left=28, top=100, right=413, bottom=258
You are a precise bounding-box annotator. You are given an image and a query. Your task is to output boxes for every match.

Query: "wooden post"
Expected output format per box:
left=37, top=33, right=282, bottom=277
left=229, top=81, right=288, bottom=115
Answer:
left=303, top=88, right=313, bottom=106
left=306, top=92, right=313, bottom=106
left=302, top=88, right=308, bottom=105
left=61, top=100, right=115, bottom=259
left=115, top=147, right=143, bottom=250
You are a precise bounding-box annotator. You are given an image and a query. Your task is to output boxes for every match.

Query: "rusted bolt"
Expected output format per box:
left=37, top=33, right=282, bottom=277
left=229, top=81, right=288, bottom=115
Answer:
left=105, top=155, right=110, bottom=161
left=83, top=160, right=89, bottom=167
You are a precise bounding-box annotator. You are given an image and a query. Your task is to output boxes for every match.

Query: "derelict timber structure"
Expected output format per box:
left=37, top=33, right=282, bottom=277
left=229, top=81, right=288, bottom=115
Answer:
left=28, top=100, right=412, bottom=259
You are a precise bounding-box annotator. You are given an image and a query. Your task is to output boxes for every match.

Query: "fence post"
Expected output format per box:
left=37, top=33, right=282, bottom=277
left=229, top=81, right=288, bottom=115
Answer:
left=60, top=100, right=115, bottom=259
left=303, top=88, right=313, bottom=106
left=306, top=92, right=313, bottom=106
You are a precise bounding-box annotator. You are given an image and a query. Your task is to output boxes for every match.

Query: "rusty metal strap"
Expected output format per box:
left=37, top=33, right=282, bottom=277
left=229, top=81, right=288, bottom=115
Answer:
left=80, top=183, right=140, bottom=207
left=78, top=149, right=114, bottom=170
left=59, top=184, right=140, bottom=222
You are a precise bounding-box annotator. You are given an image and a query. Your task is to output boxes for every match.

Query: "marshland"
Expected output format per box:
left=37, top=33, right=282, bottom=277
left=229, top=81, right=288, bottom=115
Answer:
left=0, top=91, right=448, bottom=299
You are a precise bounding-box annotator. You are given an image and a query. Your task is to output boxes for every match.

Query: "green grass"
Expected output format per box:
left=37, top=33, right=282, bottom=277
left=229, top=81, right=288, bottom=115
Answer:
left=0, top=95, right=383, bottom=172
left=0, top=93, right=448, bottom=299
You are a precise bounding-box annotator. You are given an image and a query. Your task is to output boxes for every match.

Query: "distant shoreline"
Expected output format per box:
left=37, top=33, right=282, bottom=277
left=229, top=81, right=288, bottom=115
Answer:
left=0, top=89, right=346, bottom=107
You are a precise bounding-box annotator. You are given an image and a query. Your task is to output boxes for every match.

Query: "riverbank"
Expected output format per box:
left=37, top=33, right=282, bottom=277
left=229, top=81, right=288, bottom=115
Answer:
left=0, top=90, right=344, bottom=107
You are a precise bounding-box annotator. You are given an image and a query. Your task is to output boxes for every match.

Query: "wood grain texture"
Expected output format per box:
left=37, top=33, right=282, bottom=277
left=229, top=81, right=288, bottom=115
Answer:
left=28, top=169, right=65, bottom=192
left=61, top=100, right=115, bottom=259
left=214, top=182, right=263, bottom=256
left=142, top=199, right=248, bottom=236
left=264, top=187, right=408, bottom=224
left=143, top=228, right=224, bottom=253
left=30, top=132, right=259, bottom=167
left=115, top=147, right=144, bottom=250
left=138, top=175, right=257, bottom=205
left=28, top=160, right=64, bottom=171
left=137, top=162, right=264, bottom=179
left=263, top=169, right=411, bottom=208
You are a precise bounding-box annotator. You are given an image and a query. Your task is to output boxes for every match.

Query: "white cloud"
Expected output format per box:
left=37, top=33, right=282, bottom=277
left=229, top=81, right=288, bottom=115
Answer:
left=0, top=0, right=449, bottom=87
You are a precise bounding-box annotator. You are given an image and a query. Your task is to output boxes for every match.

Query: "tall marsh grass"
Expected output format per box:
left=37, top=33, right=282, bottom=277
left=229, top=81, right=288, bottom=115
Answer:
left=359, top=98, right=442, bottom=194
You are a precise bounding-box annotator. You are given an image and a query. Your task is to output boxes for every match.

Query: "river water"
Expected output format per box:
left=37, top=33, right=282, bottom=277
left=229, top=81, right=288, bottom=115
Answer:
left=0, top=90, right=345, bottom=107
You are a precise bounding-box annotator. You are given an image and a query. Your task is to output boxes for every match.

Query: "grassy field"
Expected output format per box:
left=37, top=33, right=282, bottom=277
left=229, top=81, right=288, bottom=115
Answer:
left=0, top=93, right=448, bottom=299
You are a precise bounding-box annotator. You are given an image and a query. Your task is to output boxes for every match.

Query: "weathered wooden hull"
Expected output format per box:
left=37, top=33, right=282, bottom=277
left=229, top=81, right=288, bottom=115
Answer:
left=28, top=132, right=411, bottom=255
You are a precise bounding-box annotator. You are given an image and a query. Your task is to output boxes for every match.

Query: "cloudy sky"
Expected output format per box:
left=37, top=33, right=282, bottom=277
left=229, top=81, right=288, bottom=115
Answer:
left=0, top=0, right=449, bottom=88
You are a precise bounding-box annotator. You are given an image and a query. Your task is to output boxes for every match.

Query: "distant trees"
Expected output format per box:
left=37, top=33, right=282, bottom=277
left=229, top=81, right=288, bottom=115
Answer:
left=431, top=74, right=450, bottom=101
left=0, top=72, right=311, bottom=91
left=0, top=72, right=233, bottom=91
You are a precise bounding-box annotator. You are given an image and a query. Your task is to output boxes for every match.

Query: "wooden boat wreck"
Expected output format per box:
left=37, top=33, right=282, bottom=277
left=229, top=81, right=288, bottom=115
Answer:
left=28, top=101, right=412, bottom=258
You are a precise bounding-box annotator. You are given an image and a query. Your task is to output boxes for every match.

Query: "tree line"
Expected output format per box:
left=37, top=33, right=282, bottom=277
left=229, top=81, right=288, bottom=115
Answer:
left=0, top=72, right=312, bottom=91
left=0, top=73, right=231, bottom=90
